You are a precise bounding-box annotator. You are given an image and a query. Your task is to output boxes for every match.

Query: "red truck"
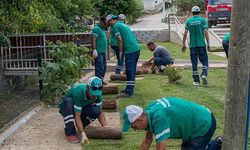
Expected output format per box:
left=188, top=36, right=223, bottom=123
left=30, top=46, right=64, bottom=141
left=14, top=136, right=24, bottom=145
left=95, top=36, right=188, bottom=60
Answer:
left=205, top=0, right=232, bottom=27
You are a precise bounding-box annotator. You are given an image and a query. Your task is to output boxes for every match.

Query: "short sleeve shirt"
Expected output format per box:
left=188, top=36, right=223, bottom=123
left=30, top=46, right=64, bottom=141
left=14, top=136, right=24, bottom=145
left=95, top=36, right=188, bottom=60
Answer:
left=110, top=27, right=118, bottom=47
left=112, top=22, right=140, bottom=54
left=145, top=97, right=211, bottom=144
left=223, top=32, right=231, bottom=42
left=185, top=16, right=208, bottom=48
left=65, top=84, right=102, bottom=113
left=91, top=24, right=107, bottom=54
left=153, top=46, right=173, bottom=62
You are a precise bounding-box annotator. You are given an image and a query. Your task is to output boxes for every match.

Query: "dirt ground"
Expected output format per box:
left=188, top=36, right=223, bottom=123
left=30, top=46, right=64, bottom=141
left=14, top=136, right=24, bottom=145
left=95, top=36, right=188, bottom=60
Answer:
left=0, top=108, right=121, bottom=150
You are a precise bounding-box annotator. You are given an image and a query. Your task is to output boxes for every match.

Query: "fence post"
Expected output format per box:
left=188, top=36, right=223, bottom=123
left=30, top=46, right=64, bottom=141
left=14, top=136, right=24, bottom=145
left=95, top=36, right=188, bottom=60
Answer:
left=0, top=46, right=3, bottom=79
left=168, top=14, right=171, bottom=42
left=37, top=46, right=43, bottom=100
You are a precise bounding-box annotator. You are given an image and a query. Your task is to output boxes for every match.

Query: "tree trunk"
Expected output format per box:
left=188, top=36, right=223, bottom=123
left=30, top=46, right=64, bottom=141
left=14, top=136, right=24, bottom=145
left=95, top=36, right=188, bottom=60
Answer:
left=85, top=126, right=122, bottom=139
left=102, top=99, right=117, bottom=111
left=110, top=74, right=127, bottom=81
left=222, top=0, right=250, bottom=149
left=102, top=85, right=119, bottom=95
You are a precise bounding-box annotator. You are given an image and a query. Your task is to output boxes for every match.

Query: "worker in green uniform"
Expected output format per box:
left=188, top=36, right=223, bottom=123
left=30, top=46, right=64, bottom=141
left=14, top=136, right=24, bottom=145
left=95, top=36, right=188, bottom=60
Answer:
left=58, top=76, right=107, bottom=144
left=222, top=32, right=230, bottom=58
left=106, top=14, right=141, bottom=98
left=182, top=6, right=210, bottom=86
left=91, top=16, right=108, bottom=85
left=122, top=97, right=222, bottom=150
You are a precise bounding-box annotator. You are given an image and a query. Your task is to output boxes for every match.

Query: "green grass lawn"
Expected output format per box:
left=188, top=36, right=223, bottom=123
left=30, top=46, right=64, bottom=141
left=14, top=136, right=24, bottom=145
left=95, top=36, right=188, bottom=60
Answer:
left=84, top=68, right=226, bottom=150
left=139, top=42, right=227, bottom=61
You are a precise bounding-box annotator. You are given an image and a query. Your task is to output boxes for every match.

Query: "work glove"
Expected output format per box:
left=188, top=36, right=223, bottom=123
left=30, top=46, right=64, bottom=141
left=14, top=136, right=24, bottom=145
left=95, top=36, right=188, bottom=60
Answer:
left=80, top=132, right=89, bottom=145
left=181, top=45, right=186, bottom=53
left=92, top=49, right=98, bottom=59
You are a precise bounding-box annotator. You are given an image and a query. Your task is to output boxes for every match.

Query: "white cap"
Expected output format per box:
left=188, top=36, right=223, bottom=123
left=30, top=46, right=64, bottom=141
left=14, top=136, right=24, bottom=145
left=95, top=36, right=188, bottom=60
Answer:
left=122, top=105, right=143, bottom=132
left=126, top=105, right=143, bottom=123
left=106, top=14, right=117, bottom=23
left=191, top=6, right=200, bottom=12
left=118, top=14, right=126, bottom=20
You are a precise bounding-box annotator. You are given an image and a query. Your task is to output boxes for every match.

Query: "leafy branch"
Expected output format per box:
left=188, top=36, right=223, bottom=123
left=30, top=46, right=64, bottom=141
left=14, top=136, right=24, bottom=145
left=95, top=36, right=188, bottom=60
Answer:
left=39, top=41, right=92, bottom=104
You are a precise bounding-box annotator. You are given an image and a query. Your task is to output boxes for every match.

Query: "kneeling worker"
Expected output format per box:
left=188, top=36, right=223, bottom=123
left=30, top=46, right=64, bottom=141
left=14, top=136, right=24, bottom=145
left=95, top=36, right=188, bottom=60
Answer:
left=122, top=97, right=222, bottom=150
left=58, top=76, right=107, bottom=144
left=146, top=41, right=174, bottom=72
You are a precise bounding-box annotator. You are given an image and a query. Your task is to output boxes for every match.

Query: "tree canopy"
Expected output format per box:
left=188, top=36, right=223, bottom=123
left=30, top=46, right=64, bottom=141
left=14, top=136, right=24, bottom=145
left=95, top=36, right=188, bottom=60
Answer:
left=91, top=0, right=144, bottom=23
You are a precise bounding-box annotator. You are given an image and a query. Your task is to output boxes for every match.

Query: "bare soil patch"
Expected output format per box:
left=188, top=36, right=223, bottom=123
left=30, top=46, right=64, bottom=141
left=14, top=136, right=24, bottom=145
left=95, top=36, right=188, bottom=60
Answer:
left=0, top=108, right=120, bottom=150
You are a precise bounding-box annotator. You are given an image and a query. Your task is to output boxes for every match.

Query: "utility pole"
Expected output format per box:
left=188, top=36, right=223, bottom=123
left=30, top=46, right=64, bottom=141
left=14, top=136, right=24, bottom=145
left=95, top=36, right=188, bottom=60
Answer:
left=222, top=0, right=250, bottom=150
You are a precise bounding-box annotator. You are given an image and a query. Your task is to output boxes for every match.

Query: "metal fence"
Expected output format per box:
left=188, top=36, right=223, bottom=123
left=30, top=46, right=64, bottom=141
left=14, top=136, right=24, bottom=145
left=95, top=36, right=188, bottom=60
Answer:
left=1, top=33, right=92, bottom=76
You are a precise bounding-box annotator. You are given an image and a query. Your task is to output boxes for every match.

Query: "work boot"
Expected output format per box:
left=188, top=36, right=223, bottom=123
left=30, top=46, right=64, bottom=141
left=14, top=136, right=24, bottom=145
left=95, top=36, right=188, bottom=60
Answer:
left=117, top=92, right=132, bottom=98
left=193, top=82, right=199, bottom=86
left=102, top=81, right=108, bottom=85
left=201, top=76, right=208, bottom=85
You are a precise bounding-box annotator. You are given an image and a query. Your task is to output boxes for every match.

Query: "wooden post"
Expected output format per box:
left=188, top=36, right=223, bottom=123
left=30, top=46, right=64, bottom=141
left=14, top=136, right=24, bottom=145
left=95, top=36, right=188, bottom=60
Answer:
left=102, top=85, right=119, bottom=95
left=85, top=126, right=122, bottom=139
left=222, top=0, right=250, bottom=149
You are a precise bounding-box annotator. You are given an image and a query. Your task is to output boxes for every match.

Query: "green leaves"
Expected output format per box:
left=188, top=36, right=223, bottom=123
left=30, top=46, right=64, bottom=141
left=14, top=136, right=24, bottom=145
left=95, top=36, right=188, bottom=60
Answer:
left=91, top=0, right=144, bottom=24
left=176, top=0, right=205, bottom=15
left=0, top=0, right=94, bottom=35
left=39, top=41, right=92, bottom=104
left=164, top=65, right=182, bottom=83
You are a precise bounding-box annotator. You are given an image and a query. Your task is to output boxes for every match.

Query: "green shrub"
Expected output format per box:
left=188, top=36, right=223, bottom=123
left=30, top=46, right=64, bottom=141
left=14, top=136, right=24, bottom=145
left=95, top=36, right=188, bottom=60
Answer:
left=164, top=65, right=182, bottom=83
left=39, top=41, right=92, bottom=104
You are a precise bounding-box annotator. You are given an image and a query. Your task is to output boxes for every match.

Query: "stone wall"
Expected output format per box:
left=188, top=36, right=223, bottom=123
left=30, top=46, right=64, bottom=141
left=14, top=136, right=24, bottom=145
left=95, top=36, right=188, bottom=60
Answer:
left=132, top=29, right=170, bottom=43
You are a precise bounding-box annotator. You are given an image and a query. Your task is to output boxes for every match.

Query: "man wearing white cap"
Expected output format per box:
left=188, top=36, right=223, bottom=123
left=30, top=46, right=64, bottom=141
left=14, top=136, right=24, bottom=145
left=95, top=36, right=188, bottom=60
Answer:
left=106, top=14, right=141, bottom=98
left=122, top=97, right=222, bottom=150
left=58, top=76, right=107, bottom=144
left=182, top=6, right=210, bottom=86
left=118, top=14, right=126, bottom=23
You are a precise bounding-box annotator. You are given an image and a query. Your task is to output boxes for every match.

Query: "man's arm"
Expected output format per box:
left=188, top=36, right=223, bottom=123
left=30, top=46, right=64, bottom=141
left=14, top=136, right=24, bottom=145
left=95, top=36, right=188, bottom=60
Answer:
left=117, top=35, right=123, bottom=59
left=204, top=30, right=210, bottom=51
left=75, top=112, right=84, bottom=133
left=140, top=131, right=153, bottom=150
left=98, top=110, right=108, bottom=127
left=156, top=141, right=166, bottom=150
left=147, top=57, right=154, bottom=63
left=182, top=29, right=188, bottom=53
left=92, top=37, right=96, bottom=50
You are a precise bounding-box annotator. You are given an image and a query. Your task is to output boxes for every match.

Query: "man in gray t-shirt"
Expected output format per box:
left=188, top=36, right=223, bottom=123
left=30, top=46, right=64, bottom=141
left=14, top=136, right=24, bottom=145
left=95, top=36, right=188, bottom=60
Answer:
left=146, top=41, right=174, bottom=72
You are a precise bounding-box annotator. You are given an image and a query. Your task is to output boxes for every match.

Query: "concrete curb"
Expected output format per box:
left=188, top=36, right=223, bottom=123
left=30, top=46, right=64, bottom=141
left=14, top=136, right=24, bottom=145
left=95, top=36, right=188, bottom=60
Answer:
left=0, top=106, right=42, bottom=144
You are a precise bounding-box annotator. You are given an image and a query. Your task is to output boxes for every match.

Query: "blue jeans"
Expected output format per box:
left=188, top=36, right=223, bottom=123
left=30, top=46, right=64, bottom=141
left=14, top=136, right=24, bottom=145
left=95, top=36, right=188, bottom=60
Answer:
left=95, top=53, right=107, bottom=81
left=154, top=57, right=173, bottom=67
left=222, top=41, right=229, bottom=58
left=190, top=47, right=208, bottom=83
left=59, top=97, right=100, bottom=136
left=181, top=114, right=221, bottom=150
left=111, top=46, right=124, bottom=74
left=124, top=50, right=140, bottom=95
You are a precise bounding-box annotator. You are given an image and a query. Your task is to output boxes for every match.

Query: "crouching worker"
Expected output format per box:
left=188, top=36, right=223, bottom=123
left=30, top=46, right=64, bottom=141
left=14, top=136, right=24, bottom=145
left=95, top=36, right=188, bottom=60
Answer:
left=122, top=97, right=222, bottom=150
left=58, top=76, right=107, bottom=144
left=146, top=41, right=174, bottom=72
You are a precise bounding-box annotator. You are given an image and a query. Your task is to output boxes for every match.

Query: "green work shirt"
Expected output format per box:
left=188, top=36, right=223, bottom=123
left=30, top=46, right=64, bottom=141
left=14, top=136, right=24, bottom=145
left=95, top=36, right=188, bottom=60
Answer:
left=91, top=24, right=107, bottom=54
left=185, top=16, right=208, bottom=48
left=112, top=22, right=140, bottom=54
left=223, top=32, right=231, bottom=42
left=110, top=27, right=118, bottom=47
left=60, top=84, right=102, bottom=113
left=145, top=97, right=211, bottom=144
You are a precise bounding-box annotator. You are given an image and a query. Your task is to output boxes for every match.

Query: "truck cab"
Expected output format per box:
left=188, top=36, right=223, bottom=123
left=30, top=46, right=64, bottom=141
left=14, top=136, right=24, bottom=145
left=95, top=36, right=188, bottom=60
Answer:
left=205, top=0, right=232, bottom=28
